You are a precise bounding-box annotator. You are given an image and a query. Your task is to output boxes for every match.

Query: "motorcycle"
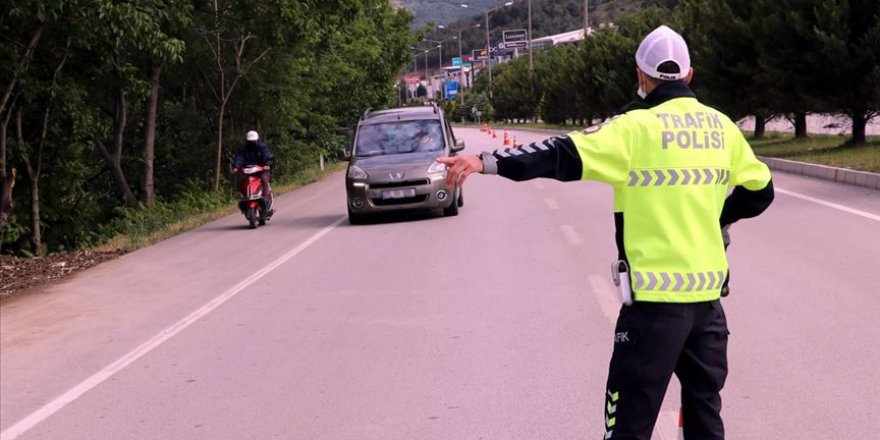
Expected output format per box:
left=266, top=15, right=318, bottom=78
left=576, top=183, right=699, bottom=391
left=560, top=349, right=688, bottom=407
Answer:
left=233, top=164, right=272, bottom=229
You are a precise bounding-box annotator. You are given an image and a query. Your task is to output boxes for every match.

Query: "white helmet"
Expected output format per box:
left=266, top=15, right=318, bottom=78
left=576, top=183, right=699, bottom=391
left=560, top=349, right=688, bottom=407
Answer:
left=246, top=130, right=259, bottom=142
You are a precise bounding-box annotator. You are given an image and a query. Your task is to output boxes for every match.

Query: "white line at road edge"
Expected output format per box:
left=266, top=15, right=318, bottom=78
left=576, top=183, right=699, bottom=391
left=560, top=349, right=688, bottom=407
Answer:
left=776, top=187, right=880, bottom=222
left=0, top=216, right=347, bottom=440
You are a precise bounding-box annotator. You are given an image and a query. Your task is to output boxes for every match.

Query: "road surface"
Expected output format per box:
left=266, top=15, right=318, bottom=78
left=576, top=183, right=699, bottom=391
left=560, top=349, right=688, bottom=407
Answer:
left=2, top=127, right=879, bottom=439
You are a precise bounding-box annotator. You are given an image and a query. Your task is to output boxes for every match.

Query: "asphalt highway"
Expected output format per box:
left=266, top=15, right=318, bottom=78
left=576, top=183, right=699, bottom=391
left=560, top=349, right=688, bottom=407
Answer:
left=2, top=127, right=878, bottom=439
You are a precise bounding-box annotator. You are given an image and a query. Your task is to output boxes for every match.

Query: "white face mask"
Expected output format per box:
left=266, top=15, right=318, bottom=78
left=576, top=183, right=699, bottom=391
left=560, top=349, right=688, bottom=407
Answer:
left=637, top=83, right=647, bottom=99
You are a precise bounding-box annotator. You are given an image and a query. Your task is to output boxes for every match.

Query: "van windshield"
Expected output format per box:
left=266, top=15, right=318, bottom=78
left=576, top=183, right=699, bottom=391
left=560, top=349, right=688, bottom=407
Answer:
left=355, top=120, right=444, bottom=157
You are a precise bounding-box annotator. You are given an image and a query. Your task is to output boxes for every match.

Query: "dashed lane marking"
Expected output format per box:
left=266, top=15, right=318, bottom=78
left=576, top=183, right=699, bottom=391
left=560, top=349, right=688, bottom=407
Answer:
left=559, top=225, right=583, bottom=246
left=588, top=274, right=620, bottom=323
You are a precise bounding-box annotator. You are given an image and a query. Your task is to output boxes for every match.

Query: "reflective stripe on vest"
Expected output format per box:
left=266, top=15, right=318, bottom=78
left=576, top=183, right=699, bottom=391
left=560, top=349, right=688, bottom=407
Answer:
left=628, top=168, right=731, bottom=187
left=632, top=270, right=726, bottom=292
left=567, top=96, right=770, bottom=303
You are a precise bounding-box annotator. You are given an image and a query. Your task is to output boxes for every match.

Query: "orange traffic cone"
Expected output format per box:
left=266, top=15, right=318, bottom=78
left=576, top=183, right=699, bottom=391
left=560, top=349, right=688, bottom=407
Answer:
left=513, top=136, right=517, bottom=147
left=503, top=129, right=511, bottom=146
left=492, top=130, right=497, bottom=139
left=481, top=123, right=488, bottom=132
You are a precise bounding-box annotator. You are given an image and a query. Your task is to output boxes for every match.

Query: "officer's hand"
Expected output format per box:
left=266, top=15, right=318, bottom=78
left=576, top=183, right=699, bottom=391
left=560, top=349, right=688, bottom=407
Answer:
left=721, top=224, right=731, bottom=249
left=436, top=155, right=483, bottom=189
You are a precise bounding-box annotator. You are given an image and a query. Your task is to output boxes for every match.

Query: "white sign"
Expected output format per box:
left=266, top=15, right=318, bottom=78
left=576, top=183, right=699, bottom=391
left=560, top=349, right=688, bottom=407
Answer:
left=503, top=29, right=528, bottom=42
left=502, top=41, right=528, bottom=49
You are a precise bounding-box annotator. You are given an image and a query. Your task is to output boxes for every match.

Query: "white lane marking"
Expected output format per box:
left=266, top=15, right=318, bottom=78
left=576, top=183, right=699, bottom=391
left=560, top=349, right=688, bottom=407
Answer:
left=533, top=180, right=545, bottom=189
left=588, top=276, right=679, bottom=438
left=588, top=275, right=620, bottom=323
left=559, top=225, right=583, bottom=246
left=777, top=187, right=880, bottom=222
left=0, top=216, right=347, bottom=440
left=544, top=198, right=559, bottom=210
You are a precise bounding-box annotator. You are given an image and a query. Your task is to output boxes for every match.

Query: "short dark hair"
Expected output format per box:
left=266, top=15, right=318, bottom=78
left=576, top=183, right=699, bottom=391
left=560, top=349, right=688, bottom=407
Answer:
left=657, top=61, right=681, bottom=75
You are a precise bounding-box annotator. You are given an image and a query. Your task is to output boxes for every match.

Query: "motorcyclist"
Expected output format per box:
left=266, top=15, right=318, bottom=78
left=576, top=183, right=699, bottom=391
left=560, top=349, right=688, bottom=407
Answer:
left=232, top=130, right=275, bottom=216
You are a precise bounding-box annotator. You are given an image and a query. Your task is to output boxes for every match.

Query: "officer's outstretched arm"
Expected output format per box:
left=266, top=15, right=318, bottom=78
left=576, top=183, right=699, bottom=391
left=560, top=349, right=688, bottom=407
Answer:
left=477, top=136, right=584, bottom=182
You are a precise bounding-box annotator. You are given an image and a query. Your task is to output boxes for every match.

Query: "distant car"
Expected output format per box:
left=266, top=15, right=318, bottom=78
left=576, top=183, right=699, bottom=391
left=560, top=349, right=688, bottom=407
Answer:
left=339, top=104, right=465, bottom=224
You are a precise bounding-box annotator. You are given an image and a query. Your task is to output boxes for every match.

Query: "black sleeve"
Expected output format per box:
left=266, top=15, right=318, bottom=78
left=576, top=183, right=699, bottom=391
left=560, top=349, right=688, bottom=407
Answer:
left=720, top=179, right=775, bottom=226
left=232, top=148, right=244, bottom=168
left=484, top=136, right=583, bottom=182
left=262, top=144, right=275, bottom=166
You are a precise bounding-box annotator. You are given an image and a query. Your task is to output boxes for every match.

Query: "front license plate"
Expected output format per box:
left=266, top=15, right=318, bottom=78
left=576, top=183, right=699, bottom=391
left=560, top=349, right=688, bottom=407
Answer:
left=381, top=188, right=416, bottom=199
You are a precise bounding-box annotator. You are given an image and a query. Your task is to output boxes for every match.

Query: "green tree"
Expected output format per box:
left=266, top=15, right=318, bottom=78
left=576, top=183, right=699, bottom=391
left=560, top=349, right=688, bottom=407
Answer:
left=751, top=0, right=821, bottom=138
left=491, top=58, right=538, bottom=121
left=193, top=0, right=276, bottom=191
left=0, top=0, right=66, bottom=240
left=808, top=0, right=880, bottom=144
left=677, top=0, right=775, bottom=138
left=1, top=0, right=417, bottom=255
left=534, top=44, right=581, bottom=124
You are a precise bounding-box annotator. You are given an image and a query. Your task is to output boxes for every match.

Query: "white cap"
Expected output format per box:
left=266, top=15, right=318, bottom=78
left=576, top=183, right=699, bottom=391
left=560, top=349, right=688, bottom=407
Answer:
left=635, top=25, right=691, bottom=81
left=246, top=130, right=259, bottom=141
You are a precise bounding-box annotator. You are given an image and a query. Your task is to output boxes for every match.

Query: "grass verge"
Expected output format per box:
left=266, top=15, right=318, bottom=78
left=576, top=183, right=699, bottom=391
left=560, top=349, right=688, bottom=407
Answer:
left=749, top=134, right=880, bottom=173
left=94, top=162, right=346, bottom=254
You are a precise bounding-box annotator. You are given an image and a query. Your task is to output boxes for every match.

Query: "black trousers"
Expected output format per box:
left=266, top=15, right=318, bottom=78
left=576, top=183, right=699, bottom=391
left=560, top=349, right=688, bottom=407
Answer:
left=603, top=300, right=729, bottom=440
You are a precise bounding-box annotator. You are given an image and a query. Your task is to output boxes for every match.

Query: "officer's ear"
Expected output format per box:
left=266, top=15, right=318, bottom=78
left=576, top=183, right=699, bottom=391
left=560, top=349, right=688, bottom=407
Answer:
left=684, top=67, right=694, bottom=85
left=636, top=68, right=648, bottom=90
left=635, top=68, right=645, bottom=85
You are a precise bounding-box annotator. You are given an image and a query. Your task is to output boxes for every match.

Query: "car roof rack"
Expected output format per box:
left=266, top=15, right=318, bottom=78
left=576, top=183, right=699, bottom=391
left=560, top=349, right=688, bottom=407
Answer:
left=432, top=102, right=438, bottom=114
left=363, top=108, right=373, bottom=119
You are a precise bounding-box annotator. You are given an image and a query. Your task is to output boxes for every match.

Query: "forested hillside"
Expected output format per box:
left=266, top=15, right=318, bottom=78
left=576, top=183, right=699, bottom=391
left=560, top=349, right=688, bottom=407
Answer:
left=399, top=0, right=678, bottom=30
left=410, top=0, right=677, bottom=71
left=0, top=1, right=415, bottom=255
left=448, top=0, right=878, bottom=149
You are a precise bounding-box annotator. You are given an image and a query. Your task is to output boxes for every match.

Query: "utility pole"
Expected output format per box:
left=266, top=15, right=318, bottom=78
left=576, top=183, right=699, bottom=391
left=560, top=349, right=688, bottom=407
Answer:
left=458, top=30, right=464, bottom=106
left=485, top=9, right=492, bottom=99
left=438, top=44, right=444, bottom=101
left=480, top=1, right=513, bottom=99
left=584, top=0, right=589, bottom=36
left=424, top=50, right=429, bottom=99
left=528, top=0, right=533, bottom=73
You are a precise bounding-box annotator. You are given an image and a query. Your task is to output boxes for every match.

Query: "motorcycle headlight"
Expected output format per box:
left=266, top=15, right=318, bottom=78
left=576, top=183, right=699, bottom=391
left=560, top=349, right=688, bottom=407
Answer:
left=348, top=165, right=368, bottom=180
left=427, top=161, right=447, bottom=174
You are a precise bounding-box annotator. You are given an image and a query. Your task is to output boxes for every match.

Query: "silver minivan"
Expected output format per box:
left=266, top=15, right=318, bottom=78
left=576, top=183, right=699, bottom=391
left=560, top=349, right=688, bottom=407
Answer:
left=339, top=105, right=465, bottom=224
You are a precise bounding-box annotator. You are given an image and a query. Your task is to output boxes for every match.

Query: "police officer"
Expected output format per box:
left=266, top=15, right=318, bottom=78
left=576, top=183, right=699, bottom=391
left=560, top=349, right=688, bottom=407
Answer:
left=437, top=25, right=774, bottom=439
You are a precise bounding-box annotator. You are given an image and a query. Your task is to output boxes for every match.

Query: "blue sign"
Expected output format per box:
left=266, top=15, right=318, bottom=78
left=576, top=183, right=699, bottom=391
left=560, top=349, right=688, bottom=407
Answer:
left=444, top=81, right=459, bottom=100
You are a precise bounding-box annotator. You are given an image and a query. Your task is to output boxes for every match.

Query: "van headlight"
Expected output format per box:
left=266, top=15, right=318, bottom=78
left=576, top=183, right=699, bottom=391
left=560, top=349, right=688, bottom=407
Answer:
left=348, top=165, right=368, bottom=180
left=427, top=161, right=447, bottom=174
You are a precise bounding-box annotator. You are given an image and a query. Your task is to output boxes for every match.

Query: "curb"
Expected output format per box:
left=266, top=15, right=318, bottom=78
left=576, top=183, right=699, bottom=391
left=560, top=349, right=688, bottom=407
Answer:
left=757, top=156, right=880, bottom=190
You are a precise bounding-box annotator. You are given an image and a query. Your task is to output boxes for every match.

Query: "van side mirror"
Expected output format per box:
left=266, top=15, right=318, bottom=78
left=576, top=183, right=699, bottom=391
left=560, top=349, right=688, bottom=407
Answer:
left=451, top=139, right=465, bottom=153
left=337, top=148, right=350, bottom=161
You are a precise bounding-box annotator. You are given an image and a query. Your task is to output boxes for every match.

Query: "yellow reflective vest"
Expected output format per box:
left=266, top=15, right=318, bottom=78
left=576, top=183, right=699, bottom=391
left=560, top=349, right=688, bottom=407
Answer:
left=567, top=97, right=771, bottom=302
